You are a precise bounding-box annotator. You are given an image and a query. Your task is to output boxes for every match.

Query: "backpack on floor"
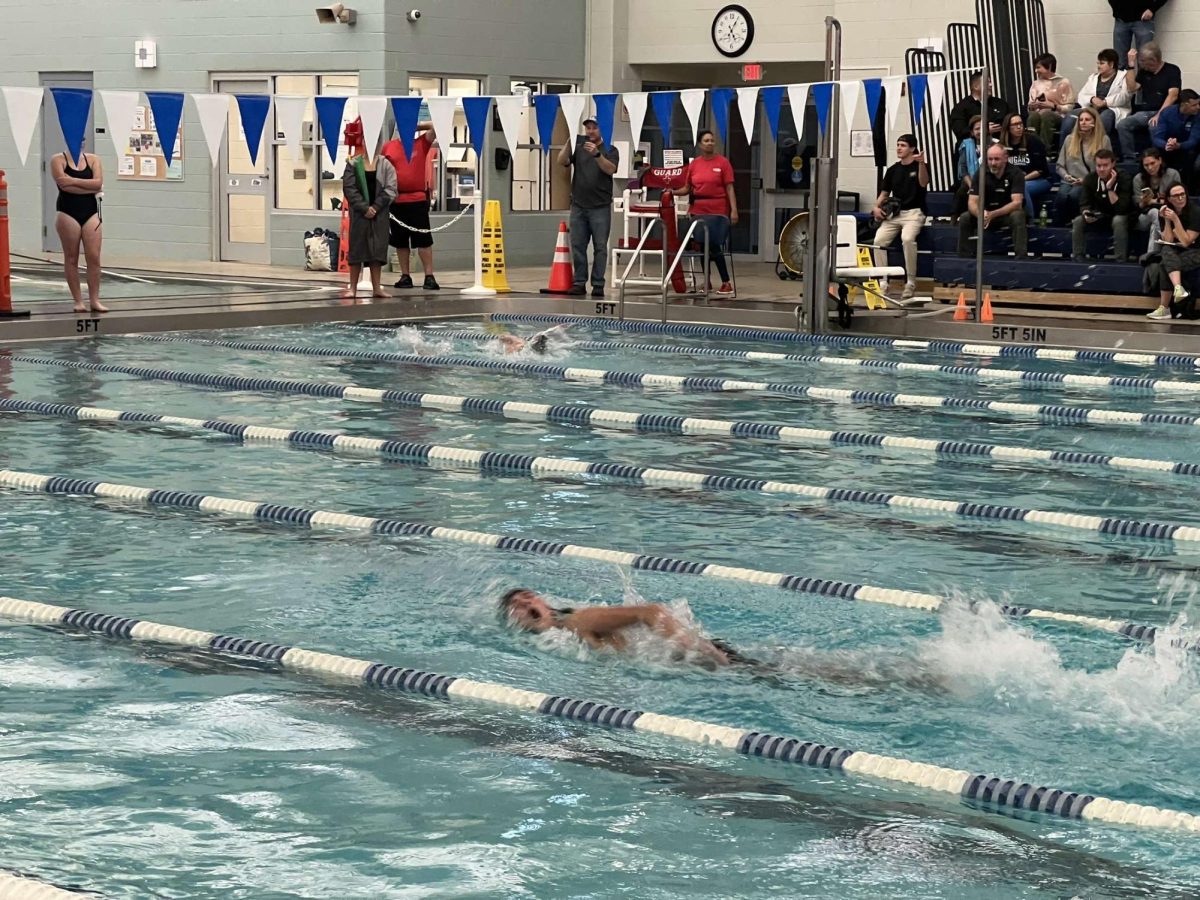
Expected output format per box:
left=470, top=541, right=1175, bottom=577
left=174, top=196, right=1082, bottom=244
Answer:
left=304, top=228, right=339, bottom=271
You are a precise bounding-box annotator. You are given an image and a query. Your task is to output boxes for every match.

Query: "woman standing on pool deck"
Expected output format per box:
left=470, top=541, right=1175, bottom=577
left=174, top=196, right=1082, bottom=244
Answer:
left=683, top=129, right=738, bottom=296
left=341, top=118, right=397, bottom=300
left=50, top=150, right=107, bottom=314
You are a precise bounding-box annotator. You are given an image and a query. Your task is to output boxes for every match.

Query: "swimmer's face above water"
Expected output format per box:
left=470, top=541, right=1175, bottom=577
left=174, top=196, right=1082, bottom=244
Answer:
left=501, top=589, right=556, bottom=632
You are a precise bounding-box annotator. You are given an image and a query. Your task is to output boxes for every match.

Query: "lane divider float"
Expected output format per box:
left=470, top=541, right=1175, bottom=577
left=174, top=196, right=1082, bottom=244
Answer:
left=0, top=467, right=1178, bottom=647
left=5, top=396, right=1200, bottom=546
left=488, top=313, right=1200, bottom=371
left=0, top=594, right=1194, bottom=832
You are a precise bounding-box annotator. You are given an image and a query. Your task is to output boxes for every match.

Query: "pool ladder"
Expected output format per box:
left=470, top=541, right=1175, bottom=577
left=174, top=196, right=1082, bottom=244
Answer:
left=616, top=218, right=712, bottom=323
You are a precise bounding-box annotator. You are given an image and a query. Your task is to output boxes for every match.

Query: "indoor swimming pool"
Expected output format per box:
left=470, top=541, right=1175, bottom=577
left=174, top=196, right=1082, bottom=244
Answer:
left=3, top=314, right=1200, bottom=897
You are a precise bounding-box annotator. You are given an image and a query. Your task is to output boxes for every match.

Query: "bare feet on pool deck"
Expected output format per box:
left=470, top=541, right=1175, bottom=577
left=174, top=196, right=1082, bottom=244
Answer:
left=89, top=301, right=109, bottom=314
left=340, top=286, right=357, bottom=300
left=372, top=289, right=390, bottom=299
left=73, top=303, right=88, bottom=314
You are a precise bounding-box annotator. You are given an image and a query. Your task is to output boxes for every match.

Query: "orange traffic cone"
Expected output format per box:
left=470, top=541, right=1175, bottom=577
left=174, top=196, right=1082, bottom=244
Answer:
left=337, top=199, right=350, bottom=275
left=953, top=291, right=969, bottom=321
left=543, top=221, right=574, bottom=294
left=981, top=292, right=994, bottom=323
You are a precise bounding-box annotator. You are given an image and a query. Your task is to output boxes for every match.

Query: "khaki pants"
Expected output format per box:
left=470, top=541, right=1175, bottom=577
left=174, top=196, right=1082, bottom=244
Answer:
left=872, top=208, right=924, bottom=285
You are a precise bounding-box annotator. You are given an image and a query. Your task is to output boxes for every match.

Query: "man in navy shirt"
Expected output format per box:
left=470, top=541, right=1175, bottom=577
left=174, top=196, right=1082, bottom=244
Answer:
left=1151, top=88, right=1200, bottom=190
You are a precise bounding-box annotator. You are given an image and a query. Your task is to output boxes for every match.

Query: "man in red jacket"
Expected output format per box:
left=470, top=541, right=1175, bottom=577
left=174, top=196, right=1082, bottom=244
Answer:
left=380, top=121, right=439, bottom=290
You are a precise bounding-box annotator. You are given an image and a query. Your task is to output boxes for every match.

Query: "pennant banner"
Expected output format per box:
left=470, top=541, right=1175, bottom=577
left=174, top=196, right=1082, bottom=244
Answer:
left=493, top=95, right=524, bottom=155
left=98, top=90, right=140, bottom=161
left=191, top=94, right=229, bottom=167
left=882, top=76, right=906, bottom=129
left=425, top=96, right=458, bottom=150
left=390, top=96, right=422, bottom=159
left=812, top=82, right=834, bottom=136
left=461, top=95, right=492, bottom=156
left=274, top=96, right=309, bottom=162
left=840, top=80, right=861, bottom=135
left=145, top=91, right=185, bottom=166
left=559, top=92, right=588, bottom=136
left=623, top=92, right=648, bottom=147
left=235, top=94, right=270, bottom=166
left=49, top=87, right=92, bottom=162
left=592, top=93, right=618, bottom=147
left=709, top=87, right=734, bottom=144
left=760, top=85, right=785, bottom=140
left=786, top=84, right=809, bottom=143
left=680, top=88, right=706, bottom=143
left=908, top=73, right=929, bottom=127
left=314, top=95, right=348, bottom=161
left=650, top=91, right=677, bottom=141
left=532, top=93, right=560, bottom=148
left=1, top=86, right=43, bottom=166
left=926, top=71, right=949, bottom=127
left=357, top=96, right=388, bottom=158
left=736, top=87, right=758, bottom=147
left=862, top=78, right=883, bottom=127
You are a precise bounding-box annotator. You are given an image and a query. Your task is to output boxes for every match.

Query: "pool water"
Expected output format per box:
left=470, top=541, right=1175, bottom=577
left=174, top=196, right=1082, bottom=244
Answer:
left=2, top=319, right=1200, bottom=897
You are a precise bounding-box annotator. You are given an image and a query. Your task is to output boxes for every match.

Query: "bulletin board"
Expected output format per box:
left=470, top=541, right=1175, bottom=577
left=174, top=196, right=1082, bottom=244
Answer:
left=117, top=104, right=184, bottom=181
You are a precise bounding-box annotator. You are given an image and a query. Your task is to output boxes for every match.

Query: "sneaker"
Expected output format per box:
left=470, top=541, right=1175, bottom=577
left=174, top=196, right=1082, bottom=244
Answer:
left=901, top=282, right=916, bottom=301
left=423, top=275, right=440, bottom=290
left=1147, top=306, right=1171, bottom=320
left=567, top=284, right=587, bottom=296
left=716, top=282, right=735, bottom=295
left=394, top=274, right=413, bottom=289
left=1174, top=283, right=1190, bottom=302
left=592, top=286, right=605, bottom=298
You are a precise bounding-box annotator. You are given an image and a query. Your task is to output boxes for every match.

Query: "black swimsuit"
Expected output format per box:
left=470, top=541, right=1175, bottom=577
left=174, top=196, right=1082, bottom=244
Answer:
left=55, top=153, right=100, bottom=227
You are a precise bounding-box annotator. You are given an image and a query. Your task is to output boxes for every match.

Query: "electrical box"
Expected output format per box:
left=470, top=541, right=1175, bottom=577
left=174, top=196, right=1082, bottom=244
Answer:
left=135, top=40, right=157, bottom=69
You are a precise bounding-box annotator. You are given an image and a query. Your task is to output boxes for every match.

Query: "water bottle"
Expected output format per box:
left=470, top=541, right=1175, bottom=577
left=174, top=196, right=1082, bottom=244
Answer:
left=1038, top=206, right=1049, bottom=227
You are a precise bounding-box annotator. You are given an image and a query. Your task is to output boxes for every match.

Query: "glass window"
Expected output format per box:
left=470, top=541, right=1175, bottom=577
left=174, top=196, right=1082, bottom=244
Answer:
left=510, top=80, right=577, bottom=212
left=407, top=75, right=483, bottom=212
left=269, top=72, right=359, bottom=211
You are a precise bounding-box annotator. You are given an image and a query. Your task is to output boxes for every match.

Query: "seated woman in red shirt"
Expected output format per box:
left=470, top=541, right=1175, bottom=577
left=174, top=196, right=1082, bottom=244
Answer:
left=683, top=130, right=739, bottom=295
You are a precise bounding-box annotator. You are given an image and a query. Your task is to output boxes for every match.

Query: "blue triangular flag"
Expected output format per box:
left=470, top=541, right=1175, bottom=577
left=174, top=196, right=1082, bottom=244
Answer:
left=709, top=88, right=734, bottom=144
left=49, top=88, right=92, bottom=162
left=390, top=96, right=422, bottom=160
left=651, top=91, right=677, bottom=141
left=761, top=86, right=785, bottom=140
left=908, top=73, right=929, bottom=126
left=862, top=78, right=883, bottom=126
left=234, top=94, right=270, bottom=166
left=145, top=91, right=185, bottom=166
left=462, top=96, right=492, bottom=156
left=533, top=93, right=561, bottom=148
left=592, top=93, right=618, bottom=147
left=811, top=82, right=835, bottom=136
left=314, top=96, right=348, bottom=161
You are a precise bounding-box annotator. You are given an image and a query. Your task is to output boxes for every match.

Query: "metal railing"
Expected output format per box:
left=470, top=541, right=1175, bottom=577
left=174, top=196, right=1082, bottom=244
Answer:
left=616, top=217, right=665, bottom=321
left=660, top=217, right=711, bottom=323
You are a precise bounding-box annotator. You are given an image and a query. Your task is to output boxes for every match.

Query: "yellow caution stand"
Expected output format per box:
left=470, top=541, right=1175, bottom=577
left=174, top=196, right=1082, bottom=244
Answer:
left=480, top=199, right=511, bottom=293
left=849, top=244, right=887, bottom=310
left=461, top=197, right=496, bottom=297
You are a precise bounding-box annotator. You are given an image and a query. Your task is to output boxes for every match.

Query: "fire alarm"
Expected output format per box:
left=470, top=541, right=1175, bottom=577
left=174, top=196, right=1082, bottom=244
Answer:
left=135, top=40, right=158, bottom=69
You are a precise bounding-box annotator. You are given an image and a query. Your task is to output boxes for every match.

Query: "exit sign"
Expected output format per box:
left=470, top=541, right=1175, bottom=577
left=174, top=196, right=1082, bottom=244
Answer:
left=741, top=63, right=764, bottom=82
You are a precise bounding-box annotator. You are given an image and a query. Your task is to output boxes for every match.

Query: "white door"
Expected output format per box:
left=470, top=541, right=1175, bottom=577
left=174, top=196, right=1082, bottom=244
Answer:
left=216, top=77, right=271, bottom=264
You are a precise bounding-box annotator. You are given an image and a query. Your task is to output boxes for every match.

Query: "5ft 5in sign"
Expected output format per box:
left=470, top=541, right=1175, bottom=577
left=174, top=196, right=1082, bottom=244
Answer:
left=992, top=325, right=1046, bottom=344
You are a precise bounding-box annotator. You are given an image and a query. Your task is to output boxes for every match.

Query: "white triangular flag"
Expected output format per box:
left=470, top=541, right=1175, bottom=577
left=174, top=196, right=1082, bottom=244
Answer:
left=680, top=89, right=706, bottom=143
left=559, top=93, right=588, bottom=136
left=98, top=90, right=140, bottom=161
left=357, top=95, right=388, bottom=158
left=926, top=72, right=949, bottom=126
left=882, top=76, right=906, bottom=130
left=425, top=96, right=458, bottom=149
left=1, top=86, right=44, bottom=166
left=494, top=95, right=524, bottom=152
left=191, top=93, right=230, bottom=167
left=274, top=96, right=309, bottom=162
left=786, top=84, right=808, bottom=143
left=736, top=87, right=758, bottom=146
left=623, top=92, right=647, bottom=146
left=840, top=80, right=861, bottom=134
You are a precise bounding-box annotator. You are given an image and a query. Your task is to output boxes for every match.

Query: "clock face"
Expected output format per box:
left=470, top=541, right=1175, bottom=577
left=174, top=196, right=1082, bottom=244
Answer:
left=712, top=4, right=754, bottom=58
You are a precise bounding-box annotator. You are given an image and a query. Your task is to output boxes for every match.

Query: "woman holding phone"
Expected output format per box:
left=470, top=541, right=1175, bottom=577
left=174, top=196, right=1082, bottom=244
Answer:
left=1133, top=147, right=1181, bottom=260
left=1147, top=184, right=1200, bottom=319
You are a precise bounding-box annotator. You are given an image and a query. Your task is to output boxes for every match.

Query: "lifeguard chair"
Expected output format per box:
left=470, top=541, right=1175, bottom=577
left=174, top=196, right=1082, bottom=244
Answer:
left=610, top=166, right=689, bottom=291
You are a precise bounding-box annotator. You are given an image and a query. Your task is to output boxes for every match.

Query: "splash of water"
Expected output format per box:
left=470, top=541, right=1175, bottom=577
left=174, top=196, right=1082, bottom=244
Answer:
left=389, top=325, right=453, bottom=357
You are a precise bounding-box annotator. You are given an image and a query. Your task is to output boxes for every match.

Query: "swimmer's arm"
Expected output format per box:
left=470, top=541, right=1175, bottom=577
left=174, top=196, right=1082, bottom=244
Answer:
left=565, top=605, right=671, bottom=639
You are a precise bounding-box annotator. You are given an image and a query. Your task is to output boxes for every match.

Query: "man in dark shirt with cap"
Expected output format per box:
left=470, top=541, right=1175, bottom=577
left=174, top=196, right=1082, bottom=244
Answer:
left=557, top=117, right=620, bottom=297
left=957, top=143, right=1028, bottom=258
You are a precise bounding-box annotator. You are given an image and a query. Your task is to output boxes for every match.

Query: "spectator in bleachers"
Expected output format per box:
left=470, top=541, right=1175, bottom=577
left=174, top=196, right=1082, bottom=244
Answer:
left=1002, top=114, right=1051, bottom=218
left=1133, top=147, right=1181, bottom=258
left=1110, top=1, right=1168, bottom=59
left=953, top=115, right=985, bottom=217
left=1071, top=149, right=1132, bottom=262
left=1146, top=183, right=1200, bottom=319
left=957, top=142, right=1028, bottom=259
left=1118, top=44, right=1182, bottom=163
left=949, top=72, right=1010, bottom=142
left=1026, top=53, right=1076, bottom=153
left=1055, top=108, right=1112, bottom=225
left=1150, top=88, right=1200, bottom=190
left=870, top=134, right=929, bottom=301
left=1066, top=49, right=1131, bottom=141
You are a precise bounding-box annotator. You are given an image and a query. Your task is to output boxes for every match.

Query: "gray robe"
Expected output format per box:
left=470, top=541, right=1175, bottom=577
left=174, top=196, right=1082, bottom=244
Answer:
left=343, top=156, right=397, bottom=265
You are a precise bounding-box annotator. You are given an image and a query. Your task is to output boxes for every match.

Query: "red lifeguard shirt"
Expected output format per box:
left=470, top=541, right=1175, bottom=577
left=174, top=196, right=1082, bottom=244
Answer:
left=381, top=133, right=435, bottom=203
left=685, top=154, right=734, bottom=216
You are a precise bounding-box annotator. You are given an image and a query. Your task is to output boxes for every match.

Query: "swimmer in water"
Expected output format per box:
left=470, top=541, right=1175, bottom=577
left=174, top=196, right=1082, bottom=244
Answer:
left=498, top=588, right=755, bottom=669
left=491, top=324, right=570, bottom=355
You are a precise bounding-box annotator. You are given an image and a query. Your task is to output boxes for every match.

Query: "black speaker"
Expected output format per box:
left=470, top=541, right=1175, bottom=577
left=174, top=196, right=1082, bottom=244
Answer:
left=494, top=147, right=511, bottom=170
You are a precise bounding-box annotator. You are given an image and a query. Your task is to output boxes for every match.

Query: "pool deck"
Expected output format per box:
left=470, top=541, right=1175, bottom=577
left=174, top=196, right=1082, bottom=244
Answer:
left=3, top=252, right=1200, bottom=355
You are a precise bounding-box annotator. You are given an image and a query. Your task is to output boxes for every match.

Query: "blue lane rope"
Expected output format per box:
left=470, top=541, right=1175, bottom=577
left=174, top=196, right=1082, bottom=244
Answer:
left=368, top=327, right=1200, bottom=396
left=488, top=313, right=1200, bottom=371
left=10, top=355, right=1200, bottom=478
left=115, top=336, right=1200, bottom=430
left=0, top=467, right=1180, bottom=648
left=5, top=396, right=1200, bottom=547
left=1, top=595, right=1193, bottom=832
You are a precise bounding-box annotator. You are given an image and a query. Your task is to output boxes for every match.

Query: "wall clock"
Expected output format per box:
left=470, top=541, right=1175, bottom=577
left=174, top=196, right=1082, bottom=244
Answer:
left=712, top=4, right=754, bottom=58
